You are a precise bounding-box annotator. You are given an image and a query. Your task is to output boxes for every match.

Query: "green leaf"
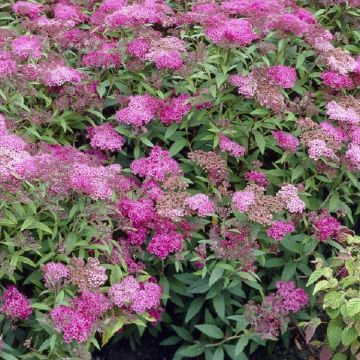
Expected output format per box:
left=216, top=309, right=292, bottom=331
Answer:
left=341, top=326, right=358, bottom=347
left=307, top=268, right=326, bottom=286
left=102, top=318, right=124, bottom=346
left=347, top=298, right=360, bottom=316
left=332, top=354, right=347, bottom=360
left=281, top=262, right=297, bottom=281
left=178, top=344, right=205, bottom=357
left=65, top=232, right=79, bottom=254
left=313, top=280, right=330, bottom=295
left=327, top=318, right=343, bottom=350
left=171, top=325, right=194, bottom=342
left=185, top=297, right=205, bottom=323
left=213, top=295, right=225, bottom=319
left=253, top=131, right=266, bottom=154
left=329, top=192, right=340, bottom=212
left=213, top=347, right=224, bottom=360
left=209, top=266, right=224, bottom=286
left=170, top=138, right=187, bottom=156
left=235, top=336, right=249, bottom=356
left=195, top=324, right=224, bottom=339
left=20, top=217, right=35, bottom=231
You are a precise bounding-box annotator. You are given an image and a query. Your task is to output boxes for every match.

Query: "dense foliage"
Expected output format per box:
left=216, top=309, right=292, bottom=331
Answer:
left=0, top=0, right=359, bottom=359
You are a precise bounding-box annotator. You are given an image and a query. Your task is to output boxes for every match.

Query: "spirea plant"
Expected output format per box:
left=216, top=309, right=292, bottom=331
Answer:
left=0, top=0, right=359, bottom=359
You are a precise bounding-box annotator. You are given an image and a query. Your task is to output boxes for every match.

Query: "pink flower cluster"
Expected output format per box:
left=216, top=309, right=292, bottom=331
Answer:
left=321, top=71, right=354, bottom=89
left=219, top=135, right=246, bottom=157
left=131, top=146, right=182, bottom=181
left=43, top=66, right=82, bottom=87
left=205, top=17, right=258, bottom=47
left=233, top=190, right=255, bottom=212
left=244, top=170, right=269, bottom=188
left=116, top=95, right=160, bottom=127
left=0, top=286, right=32, bottom=320
left=266, top=65, right=297, bottom=89
left=87, top=123, right=125, bottom=152
left=116, top=94, right=191, bottom=127
left=313, top=210, right=342, bottom=241
left=11, top=35, right=43, bottom=59
left=82, top=42, right=122, bottom=69
left=159, top=95, right=191, bottom=125
left=185, top=194, right=215, bottom=217
left=276, top=281, right=309, bottom=313
left=267, top=220, right=295, bottom=241
left=326, top=101, right=360, bottom=125
left=148, top=232, right=184, bottom=259
left=42, top=262, right=69, bottom=288
left=277, top=184, right=305, bottom=214
left=109, top=276, right=161, bottom=313
left=272, top=131, right=299, bottom=153
left=308, top=139, right=336, bottom=161
left=51, top=291, right=110, bottom=343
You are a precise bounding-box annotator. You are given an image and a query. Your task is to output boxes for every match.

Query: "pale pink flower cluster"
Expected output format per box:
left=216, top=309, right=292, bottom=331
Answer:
left=54, top=3, right=87, bottom=23
left=308, top=139, right=336, bottom=161
left=116, top=95, right=160, bottom=127
left=185, top=194, right=215, bottom=217
left=326, top=101, right=360, bottom=125
left=233, top=190, right=256, bottom=212
left=82, top=43, right=122, bottom=69
left=0, top=286, right=32, bottom=320
left=345, top=144, right=360, bottom=171
left=43, top=66, right=82, bottom=87
left=131, top=146, right=182, bottom=181
left=272, top=131, right=299, bottom=153
left=219, top=135, right=246, bottom=157
left=70, top=163, right=122, bottom=199
left=229, top=74, right=257, bottom=98
left=42, top=262, right=69, bottom=288
left=320, top=121, right=348, bottom=142
left=109, top=276, right=161, bottom=313
left=106, top=0, right=172, bottom=29
left=87, top=123, right=125, bottom=152
left=277, top=184, right=305, bottom=214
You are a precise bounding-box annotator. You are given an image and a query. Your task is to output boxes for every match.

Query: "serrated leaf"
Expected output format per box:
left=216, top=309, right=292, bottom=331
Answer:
left=195, top=324, right=224, bottom=339
left=253, top=131, right=266, bottom=154
left=209, top=266, right=224, bottom=286
left=185, top=297, right=205, bottom=323
left=347, top=298, right=360, bottom=317
left=307, top=268, right=326, bottom=286
left=213, top=347, right=224, bottom=360
left=213, top=295, right=225, bottom=319
left=327, top=318, right=343, bottom=350
left=341, top=326, right=358, bottom=347
left=235, top=336, right=249, bottom=355
left=170, top=138, right=187, bottom=156
left=178, top=344, right=205, bottom=357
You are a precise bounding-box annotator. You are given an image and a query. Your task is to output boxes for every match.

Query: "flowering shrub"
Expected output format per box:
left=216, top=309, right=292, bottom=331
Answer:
left=0, top=0, right=359, bottom=359
left=305, top=235, right=360, bottom=360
